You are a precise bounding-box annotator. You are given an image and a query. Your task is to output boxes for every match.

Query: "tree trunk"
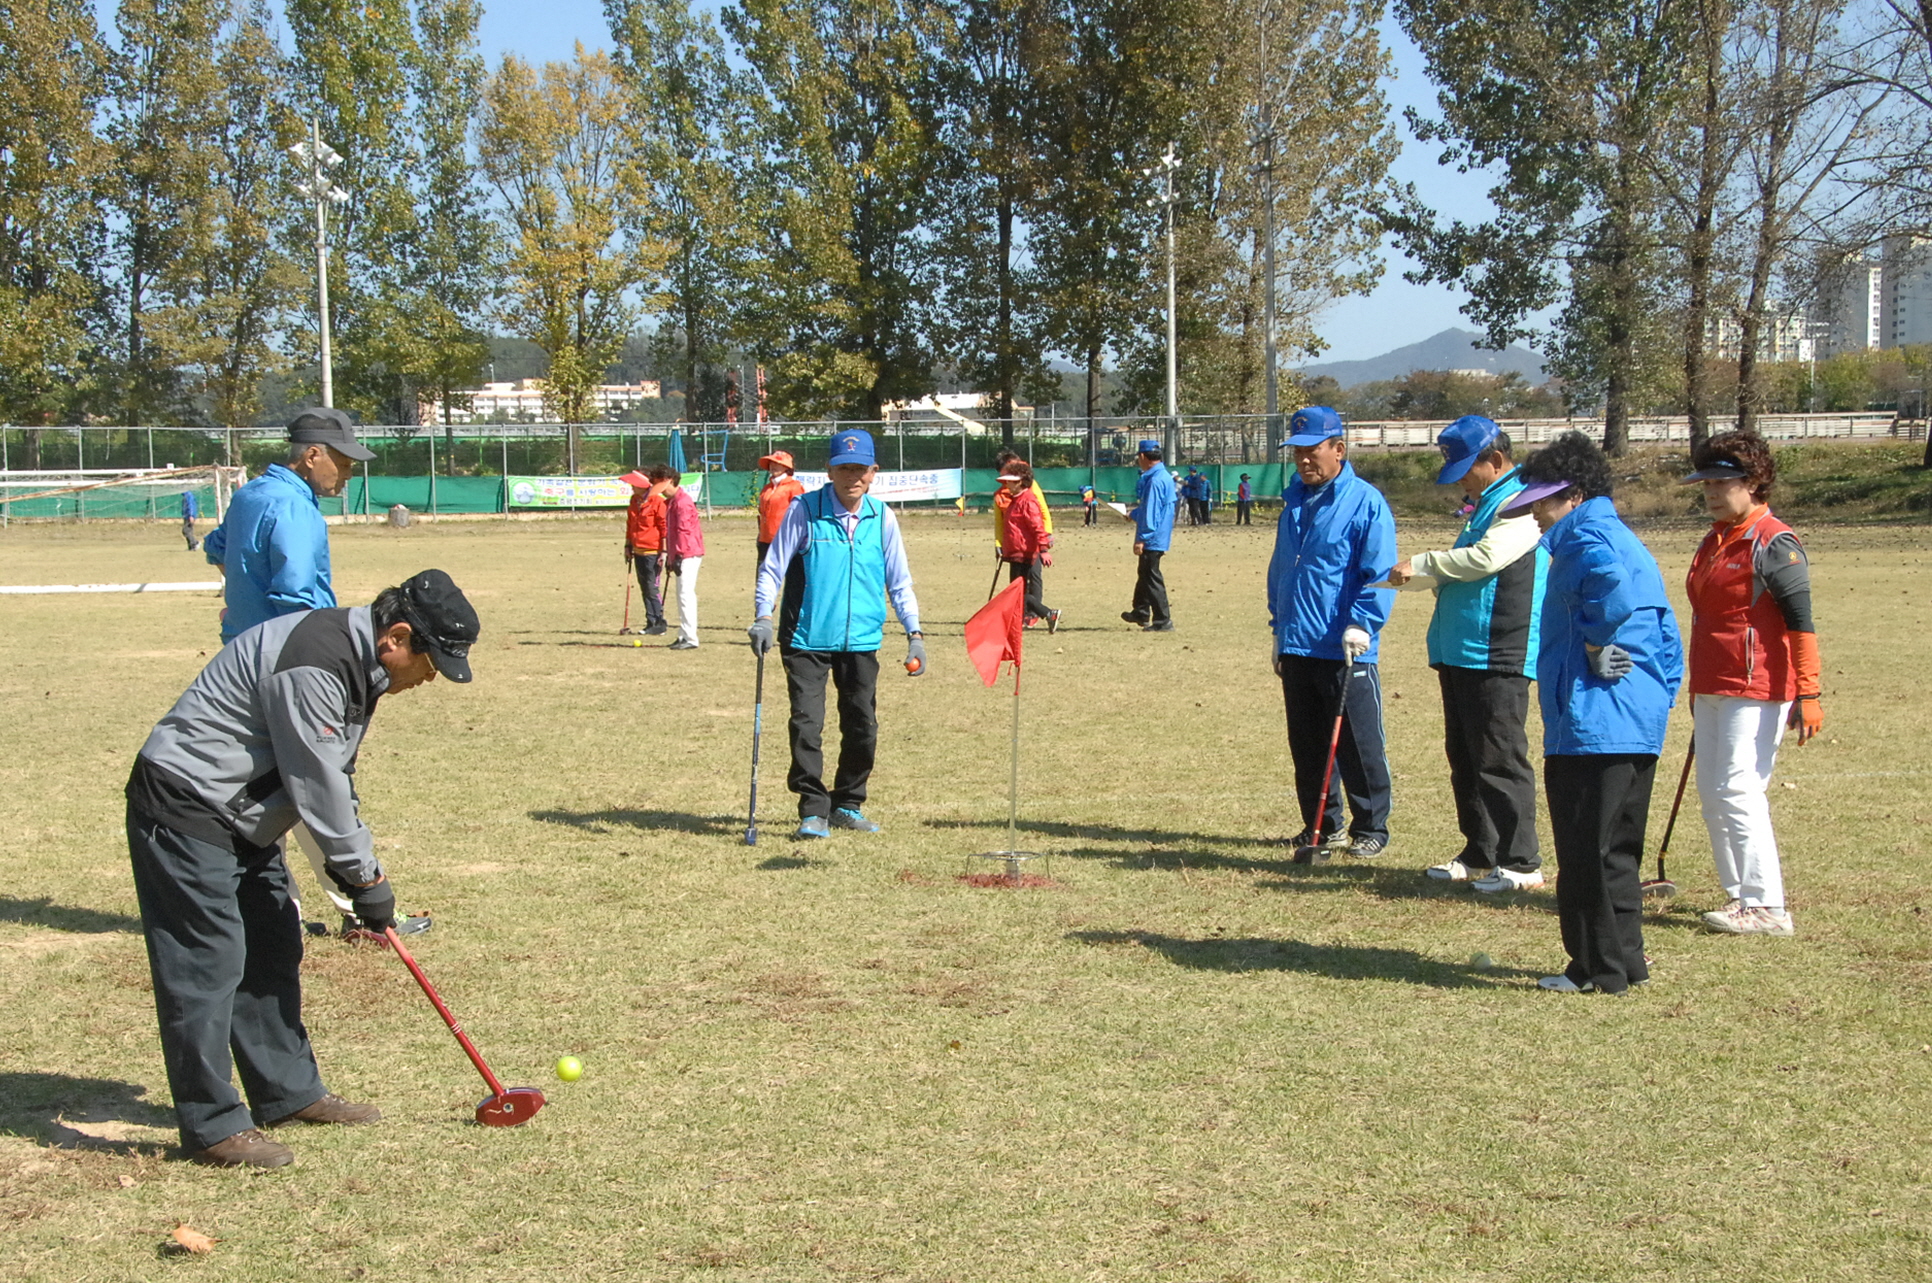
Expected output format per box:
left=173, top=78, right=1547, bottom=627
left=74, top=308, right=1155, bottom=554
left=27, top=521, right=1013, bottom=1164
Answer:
left=24, top=428, right=43, bottom=470
left=1683, top=0, right=1729, bottom=454
left=443, top=385, right=456, bottom=475
left=997, top=192, right=1016, bottom=448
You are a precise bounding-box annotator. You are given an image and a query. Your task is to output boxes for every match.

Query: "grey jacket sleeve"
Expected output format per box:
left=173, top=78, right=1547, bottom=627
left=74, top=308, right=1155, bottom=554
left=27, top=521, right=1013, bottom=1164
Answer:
left=261, top=666, right=383, bottom=887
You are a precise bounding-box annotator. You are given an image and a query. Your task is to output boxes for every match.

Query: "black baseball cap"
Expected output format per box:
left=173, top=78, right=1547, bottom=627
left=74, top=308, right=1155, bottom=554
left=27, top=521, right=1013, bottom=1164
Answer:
left=1680, top=459, right=1750, bottom=484
left=397, top=569, right=480, bottom=682
left=288, top=407, right=376, bottom=462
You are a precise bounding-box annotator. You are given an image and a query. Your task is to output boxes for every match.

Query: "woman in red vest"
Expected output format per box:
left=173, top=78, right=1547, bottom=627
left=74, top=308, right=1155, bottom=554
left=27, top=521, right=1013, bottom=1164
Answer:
left=998, top=461, right=1060, bottom=632
left=1683, top=431, right=1824, bottom=937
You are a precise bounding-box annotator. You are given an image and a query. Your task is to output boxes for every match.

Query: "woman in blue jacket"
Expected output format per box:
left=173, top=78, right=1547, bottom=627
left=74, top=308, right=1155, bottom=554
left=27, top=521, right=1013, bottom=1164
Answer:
left=1502, top=432, right=1683, bottom=994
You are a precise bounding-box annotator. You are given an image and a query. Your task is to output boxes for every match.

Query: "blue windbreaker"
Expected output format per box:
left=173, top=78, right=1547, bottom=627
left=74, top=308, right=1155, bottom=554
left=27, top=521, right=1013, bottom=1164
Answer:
left=1267, top=461, right=1396, bottom=662
left=1132, top=463, right=1176, bottom=552
left=1536, top=496, right=1684, bottom=756
left=204, top=463, right=334, bottom=643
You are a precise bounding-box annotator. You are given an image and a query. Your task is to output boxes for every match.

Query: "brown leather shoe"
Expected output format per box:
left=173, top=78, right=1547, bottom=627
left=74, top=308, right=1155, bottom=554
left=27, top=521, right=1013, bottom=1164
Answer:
left=188, top=1128, right=294, bottom=1168
left=265, top=1093, right=381, bottom=1128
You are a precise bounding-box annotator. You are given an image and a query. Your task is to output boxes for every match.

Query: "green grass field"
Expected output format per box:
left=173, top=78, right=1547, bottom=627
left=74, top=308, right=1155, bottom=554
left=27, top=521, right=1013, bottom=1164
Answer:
left=2, top=508, right=1928, bottom=1281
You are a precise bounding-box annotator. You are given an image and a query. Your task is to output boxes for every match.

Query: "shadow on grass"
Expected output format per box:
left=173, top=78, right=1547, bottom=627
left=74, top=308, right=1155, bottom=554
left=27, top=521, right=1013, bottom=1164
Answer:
left=0, top=896, right=142, bottom=933
left=1069, top=929, right=1534, bottom=989
left=924, top=816, right=1276, bottom=850
left=755, top=855, right=828, bottom=871
left=530, top=808, right=737, bottom=836
left=0, top=1072, right=176, bottom=1155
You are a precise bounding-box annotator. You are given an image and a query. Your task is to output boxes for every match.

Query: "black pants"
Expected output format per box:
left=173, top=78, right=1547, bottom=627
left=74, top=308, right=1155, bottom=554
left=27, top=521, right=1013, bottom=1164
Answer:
left=1437, top=666, right=1540, bottom=871
left=632, top=552, right=665, bottom=627
left=756, top=540, right=772, bottom=579
left=783, top=649, right=880, bottom=819
left=1545, top=754, right=1656, bottom=994
left=1083, top=504, right=1098, bottom=526
left=1235, top=500, right=1252, bottom=525
left=182, top=517, right=198, bottom=550
left=126, top=807, right=326, bottom=1149
left=1278, top=654, right=1392, bottom=842
left=1197, top=499, right=1211, bottom=525
left=1130, top=550, right=1170, bottom=623
left=1007, top=559, right=1051, bottom=621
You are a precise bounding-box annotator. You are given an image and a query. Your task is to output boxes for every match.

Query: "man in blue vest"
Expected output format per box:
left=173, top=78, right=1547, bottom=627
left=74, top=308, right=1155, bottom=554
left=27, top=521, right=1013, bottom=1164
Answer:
left=1268, top=406, right=1397, bottom=862
left=747, top=429, right=926, bottom=840
left=1389, top=416, right=1549, bottom=891
left=180, top=489, right=200, bottom=550
left=1121, top=439, right=1176, bottom=631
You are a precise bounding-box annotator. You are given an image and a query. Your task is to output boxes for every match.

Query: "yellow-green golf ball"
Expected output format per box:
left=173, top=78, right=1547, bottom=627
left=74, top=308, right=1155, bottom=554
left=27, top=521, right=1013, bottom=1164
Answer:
left=555, top=1056, right=583, bottom=1082
left=630, top=639, right=642, bottom=648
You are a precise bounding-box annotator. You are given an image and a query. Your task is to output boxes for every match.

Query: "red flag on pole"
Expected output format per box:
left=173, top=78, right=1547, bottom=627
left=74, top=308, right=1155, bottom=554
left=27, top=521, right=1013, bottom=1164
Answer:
left=964, top=576, right=1025, bottom=687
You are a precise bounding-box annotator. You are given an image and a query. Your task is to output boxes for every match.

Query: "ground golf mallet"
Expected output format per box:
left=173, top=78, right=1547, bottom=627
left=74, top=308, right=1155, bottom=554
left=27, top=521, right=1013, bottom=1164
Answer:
left=1643, top=742, right=1694, bottom=898
left=384, top=926, right=546, bottom=1127
left=744, top=648, right=765, bottom=846
left=620, top=564, right=633, bottom=634
left=1295, top=670, right=1352, bottom=861
left=986, top=551, right=1004, bottom=601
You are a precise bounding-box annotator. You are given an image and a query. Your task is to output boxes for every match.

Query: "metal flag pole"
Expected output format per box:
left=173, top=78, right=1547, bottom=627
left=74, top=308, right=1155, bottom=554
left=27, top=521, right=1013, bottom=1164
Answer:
left=1006, top=664, right=1022, bottom=860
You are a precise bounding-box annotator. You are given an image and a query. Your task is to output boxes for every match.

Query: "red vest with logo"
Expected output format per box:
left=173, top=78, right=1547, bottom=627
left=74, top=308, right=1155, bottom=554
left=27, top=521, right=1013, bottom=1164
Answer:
left=1686, top=508, right=1799, bottom=700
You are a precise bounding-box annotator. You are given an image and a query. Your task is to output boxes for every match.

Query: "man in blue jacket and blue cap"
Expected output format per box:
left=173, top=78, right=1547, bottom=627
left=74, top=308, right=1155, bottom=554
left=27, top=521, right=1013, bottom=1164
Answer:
left=1389, top=416, right=1549, bottom=892
left=1121, top=439, right=1177, bottom=631
left=1268, top=406, right=1397, bottom=862
left=748, top=428, right=927, bottom=839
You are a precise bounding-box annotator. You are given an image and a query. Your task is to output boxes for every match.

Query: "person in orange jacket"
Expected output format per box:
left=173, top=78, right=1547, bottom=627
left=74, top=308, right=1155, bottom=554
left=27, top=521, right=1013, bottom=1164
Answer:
left=990, top=447, right=1053, bottom=560
left=1681, top=431, right=1823, bottom=937
left=998, top=460, right=1060, bottom=632
left=622, top=468, right=670, bottom=636
left=756, top=451, right=806, bottom=574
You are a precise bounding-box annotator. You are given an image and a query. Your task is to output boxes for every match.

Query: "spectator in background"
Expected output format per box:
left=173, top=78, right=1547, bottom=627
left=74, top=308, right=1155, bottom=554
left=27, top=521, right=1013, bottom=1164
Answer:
left=621, top=467, right=669, bottom=637
left=1681, top=431, right=1822, bottom=937
left=662, top=468, right=706, bottom=651
left=1268, top=406, right=1397, bottom=862
left=180, top=489, right=200, bottom=550
left=1235, top=473, right=1253, bottom=526
left=1082, top=482, right=1099, bottom=526
left=756, top=450, right=805, bottom=572
left=992, top=448, right=1054, bottom=562
left=1122, top=440, right=1176, bottom=632
left=1389, top=416, right=1548, bottom=892
left=1503, top=431, right=1683, bottom=995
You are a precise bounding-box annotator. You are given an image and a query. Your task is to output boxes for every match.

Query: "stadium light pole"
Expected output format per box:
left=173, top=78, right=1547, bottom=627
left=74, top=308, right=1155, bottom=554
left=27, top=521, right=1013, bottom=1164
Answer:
left=1145, top=143, right=1181, bottom=462
left=290, top=121, right=348, bottom=408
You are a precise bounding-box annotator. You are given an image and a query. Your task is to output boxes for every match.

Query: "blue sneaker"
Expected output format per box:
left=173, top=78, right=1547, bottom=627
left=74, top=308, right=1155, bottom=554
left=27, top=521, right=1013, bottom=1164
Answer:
left=830, top=807, right=881, bottom=833
left=793, top=815, right=830, bottom=840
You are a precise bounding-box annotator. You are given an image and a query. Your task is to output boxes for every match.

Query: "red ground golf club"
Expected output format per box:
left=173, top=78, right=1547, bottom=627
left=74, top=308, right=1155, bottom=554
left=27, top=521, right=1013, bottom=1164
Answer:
left=384, top=926, right=546, bottom=1127
left=1295, top=670, right=1353, bottom=862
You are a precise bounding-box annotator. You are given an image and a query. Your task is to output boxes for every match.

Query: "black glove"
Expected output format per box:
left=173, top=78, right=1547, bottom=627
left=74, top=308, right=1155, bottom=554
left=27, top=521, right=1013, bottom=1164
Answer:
left=1588, top=643, right=1633, bottom=681
left=747, top=617, right=774, bottom=655
left=350, top=880, right=396, bottom=934
left=625, top=547, right=633, bottom=564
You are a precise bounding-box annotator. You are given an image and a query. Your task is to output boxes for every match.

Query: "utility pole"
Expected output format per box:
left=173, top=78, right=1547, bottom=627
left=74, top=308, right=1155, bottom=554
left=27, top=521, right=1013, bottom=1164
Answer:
left=290, top=121, right=347, bottom=407
left=1249, top=9, right=1282, bottom=467
left=1145, top=143, right=1182, bottom=462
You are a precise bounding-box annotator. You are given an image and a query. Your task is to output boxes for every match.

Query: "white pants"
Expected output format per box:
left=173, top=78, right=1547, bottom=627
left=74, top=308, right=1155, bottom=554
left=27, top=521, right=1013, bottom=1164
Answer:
left=674, top=556, right=702, bottom=646
left=1693, top=694, right=1790, bottom=909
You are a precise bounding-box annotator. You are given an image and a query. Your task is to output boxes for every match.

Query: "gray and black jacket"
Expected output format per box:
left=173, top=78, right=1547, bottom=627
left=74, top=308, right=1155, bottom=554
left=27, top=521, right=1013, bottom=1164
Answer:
left=127, top=606, right=389, bottom=887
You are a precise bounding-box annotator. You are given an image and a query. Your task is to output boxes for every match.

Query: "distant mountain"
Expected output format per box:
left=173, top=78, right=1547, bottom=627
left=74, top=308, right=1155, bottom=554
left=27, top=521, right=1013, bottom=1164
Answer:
left=1299, top=327, right=1547, bottom=386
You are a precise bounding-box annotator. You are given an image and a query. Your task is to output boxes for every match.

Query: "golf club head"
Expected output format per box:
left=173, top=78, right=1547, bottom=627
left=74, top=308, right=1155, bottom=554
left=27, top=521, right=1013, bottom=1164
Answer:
left=744, top=826, right=757, bottom=846
left=475, top=1087, right=546, bottom=1127
left=1641, top=879, right=1678, bottom=899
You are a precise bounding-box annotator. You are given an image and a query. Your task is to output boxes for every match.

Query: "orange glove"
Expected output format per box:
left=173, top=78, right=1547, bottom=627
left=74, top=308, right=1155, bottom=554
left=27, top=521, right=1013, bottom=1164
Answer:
left=1788, top=631, right=1823, bottom=743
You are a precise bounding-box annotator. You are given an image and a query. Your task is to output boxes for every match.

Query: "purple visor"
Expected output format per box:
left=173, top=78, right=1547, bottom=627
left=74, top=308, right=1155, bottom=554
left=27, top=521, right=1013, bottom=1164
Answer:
left=1499, top=479, right=1572, bottom=515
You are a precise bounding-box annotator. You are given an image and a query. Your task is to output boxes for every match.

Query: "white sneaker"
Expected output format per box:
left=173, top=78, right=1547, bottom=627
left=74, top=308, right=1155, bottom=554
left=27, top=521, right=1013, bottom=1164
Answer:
left=1537, top=974, right=1592, bottom=993
left=1425, top=859, right=1474, bottom=881
left=1472, top=866, right=1546, bottom=894
left=1703, top=904, right=1794, bottom=936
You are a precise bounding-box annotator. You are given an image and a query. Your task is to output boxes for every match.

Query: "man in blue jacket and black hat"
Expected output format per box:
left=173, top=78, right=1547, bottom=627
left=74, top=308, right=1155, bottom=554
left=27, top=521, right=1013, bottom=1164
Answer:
left=1121, top=439, right=1176, bottom=631
left=1268, top=406, right=1397, bottom=862
left=1389, top=416, right=1549, bottom=892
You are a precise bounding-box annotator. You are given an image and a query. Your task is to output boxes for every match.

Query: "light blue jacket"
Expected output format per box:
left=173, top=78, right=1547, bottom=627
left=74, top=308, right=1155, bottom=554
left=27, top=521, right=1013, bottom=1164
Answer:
left=1268, top=461, right=1396, bottom=662
left=204, top=464, right=334, bottom=643
left=1536, top=496, right=1684, bottom=756
left=1131, top=463, right=1176, bottom=552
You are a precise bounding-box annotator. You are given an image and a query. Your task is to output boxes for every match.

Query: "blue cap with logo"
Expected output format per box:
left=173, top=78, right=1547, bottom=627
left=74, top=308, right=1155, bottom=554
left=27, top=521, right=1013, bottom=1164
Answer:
left=1136, top=439, right=1163, bottom=456
left=1435, top=415, right=1502, bottom=485
left=1281, top=406, right=1344, bottom=448
left=828, top=429, right=876, bottom=467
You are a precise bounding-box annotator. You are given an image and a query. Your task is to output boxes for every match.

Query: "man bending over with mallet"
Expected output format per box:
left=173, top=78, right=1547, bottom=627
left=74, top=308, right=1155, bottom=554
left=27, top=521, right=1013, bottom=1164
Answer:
left=747, top=429, right=926, bottom=840
left=124, top=570, right=480, bottom=1167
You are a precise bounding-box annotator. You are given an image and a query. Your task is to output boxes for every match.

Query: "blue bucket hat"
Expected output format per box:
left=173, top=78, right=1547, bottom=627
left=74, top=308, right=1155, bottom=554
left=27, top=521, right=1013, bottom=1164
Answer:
left=828, top=429, right=876, bottom=467
left=1435, top=415, right=1502, bottom=485
left=1281, top=406, right=1344, bottom=448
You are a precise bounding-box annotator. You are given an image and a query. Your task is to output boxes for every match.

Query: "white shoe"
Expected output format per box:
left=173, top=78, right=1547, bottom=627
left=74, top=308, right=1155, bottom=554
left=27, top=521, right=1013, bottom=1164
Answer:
left=1472, top=866, right=1546, bottom=894
left=1425, top=859, right=1474, bottom=881
left=1537, top=974, right=1592, bottom=993
left=1703, top=904, right=1794, bottom=936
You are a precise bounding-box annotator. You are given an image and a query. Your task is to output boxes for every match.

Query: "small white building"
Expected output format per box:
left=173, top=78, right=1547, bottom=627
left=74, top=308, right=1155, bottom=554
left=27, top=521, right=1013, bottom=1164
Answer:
left=1882, top=235, right=1932, bottom=350
left=422, top=379, right=664, bottom=423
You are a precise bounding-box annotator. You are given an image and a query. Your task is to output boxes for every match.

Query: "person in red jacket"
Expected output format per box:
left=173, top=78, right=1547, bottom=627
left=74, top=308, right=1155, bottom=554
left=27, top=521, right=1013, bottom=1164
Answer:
left=622, top=467, right=670, bottom=636
left=998, top=461, right=1060, bottom=632
left=756, top=451, right=806, bottom=573
left=661, top=468, right=707, bottom=651
left=1682, top=431, right=1823, bottom=937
